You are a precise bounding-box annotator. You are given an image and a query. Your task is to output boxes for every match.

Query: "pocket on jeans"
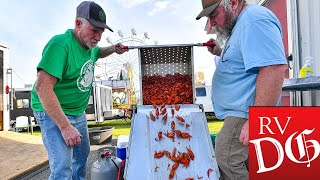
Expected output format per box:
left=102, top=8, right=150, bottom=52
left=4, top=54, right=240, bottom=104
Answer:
left=33, top=111, right=47, bottom=124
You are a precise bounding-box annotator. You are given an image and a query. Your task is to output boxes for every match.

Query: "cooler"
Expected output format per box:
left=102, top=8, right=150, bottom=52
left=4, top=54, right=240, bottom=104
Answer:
left=116, top=134, right=130, bottom=160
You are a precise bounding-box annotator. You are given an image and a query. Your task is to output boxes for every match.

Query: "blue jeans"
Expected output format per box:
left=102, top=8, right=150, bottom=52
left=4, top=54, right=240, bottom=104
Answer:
left=34, top=111, right=90, bottom=180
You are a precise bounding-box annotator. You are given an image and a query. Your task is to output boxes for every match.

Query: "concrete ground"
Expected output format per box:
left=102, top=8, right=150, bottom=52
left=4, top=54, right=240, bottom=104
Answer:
left=0, top=130, right=119, bottom=180
left=16, top=139, right=118, bottom=180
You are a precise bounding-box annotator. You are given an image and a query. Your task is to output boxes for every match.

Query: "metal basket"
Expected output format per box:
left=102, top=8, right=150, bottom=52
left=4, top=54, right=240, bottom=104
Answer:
left=138, top=45, right=195, bottom=105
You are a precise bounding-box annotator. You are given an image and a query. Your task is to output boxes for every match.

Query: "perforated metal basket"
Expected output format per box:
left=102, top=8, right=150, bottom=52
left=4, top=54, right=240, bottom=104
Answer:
left=137, top=45, right=195, bottom=105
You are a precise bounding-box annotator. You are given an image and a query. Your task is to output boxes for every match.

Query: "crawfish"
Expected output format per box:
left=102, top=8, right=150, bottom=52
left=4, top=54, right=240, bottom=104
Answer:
left=207, top=168, right=213, bottom=178
left=172, top=147, right=177, bottom=157
left=173, top=98, right=180, bottom=104
left=165, top=131, right=175, bottom=142
left=155, top=108, right=160, bottom=117
left=186, top=145, right=195, bottom=160
left=150, top=112, right=156, bottom=121
left=160, top=103, right=166, bottom=109
left=183, top=152, right=191, bottom=167
left=175, top=104, right=180, bottom=111
left=171, top=121, right=175, bottom=131
left=174, top=130, right=182, bottom=137
left=152, top=104, right=157, bottom=109
left=185, top=178, right=194, bottom=180
left=170, top=155, right=180, bottom=163
left=158, top=131, right=164, bottom=141
left=161, top=108, right=167, bottom=115
left=171, top=108, right=175, bottom=116
left=176, top=115, right=185, bottom=123
left=180, top=153, right=190, bottom=167
left=154, top=151, right=165, bottom=158
left=172, top=162, right=179, bottom=171
left=169, top=168, right=175, bottom=179
left=164, top=150, right=171, bottom=159
left=181, top=132, right=192, bottom=140
left=162, top=113, right=168, bottom=121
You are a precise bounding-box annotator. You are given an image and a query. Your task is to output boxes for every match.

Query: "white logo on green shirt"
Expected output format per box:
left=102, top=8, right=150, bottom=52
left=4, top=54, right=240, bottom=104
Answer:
left=77, top=60, right=94, bottom=92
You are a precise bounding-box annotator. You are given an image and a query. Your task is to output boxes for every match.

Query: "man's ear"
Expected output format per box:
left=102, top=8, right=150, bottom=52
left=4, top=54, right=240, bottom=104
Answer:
left=75, top=18, right=82, bottom=28
left=230, top=0, right=239, bottom=11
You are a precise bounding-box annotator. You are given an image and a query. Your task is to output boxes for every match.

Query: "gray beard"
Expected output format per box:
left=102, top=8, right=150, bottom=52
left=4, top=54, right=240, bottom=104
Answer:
left=212, top=7, right=238, bottom=54
left=78, top=31, right=97, bottom=49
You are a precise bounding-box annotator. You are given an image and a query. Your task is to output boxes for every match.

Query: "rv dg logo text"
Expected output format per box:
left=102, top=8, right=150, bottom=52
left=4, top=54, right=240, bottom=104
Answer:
left=249, top=107, right=320, bottom=180
left=250, top=116, right=319, bottom=172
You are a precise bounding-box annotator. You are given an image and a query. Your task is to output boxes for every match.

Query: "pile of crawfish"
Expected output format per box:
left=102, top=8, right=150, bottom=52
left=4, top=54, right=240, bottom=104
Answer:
left=142, top=73, right=193, bottom=105
left=150, top=104, right=214, bottom=179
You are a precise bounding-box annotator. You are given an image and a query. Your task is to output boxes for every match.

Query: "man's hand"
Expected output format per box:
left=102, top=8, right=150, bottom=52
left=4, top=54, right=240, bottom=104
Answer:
left=60, top=125, right=81, bottom=146
left=239, top=121, right=249, bottom=146
left=207, top=38, right=221, bottom=56
left=114, top=43, right=128, bottom=54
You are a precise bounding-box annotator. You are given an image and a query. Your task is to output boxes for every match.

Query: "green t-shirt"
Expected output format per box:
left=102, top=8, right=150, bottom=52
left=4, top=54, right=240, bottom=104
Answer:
left=31, top=29, right=100, bottom=116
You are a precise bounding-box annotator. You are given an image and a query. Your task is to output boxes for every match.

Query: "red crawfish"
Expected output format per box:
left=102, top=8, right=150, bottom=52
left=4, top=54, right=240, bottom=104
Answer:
left=171, top=121, right=175, bottom=131
left=155, top=108, right=160, bottom=117
left=175, top=130, right=182, bottom=137
left=161, top=108, right=167, bottom=115
left=162, top=113, right=168, bottom=121
left=164, top=131, right=175, bottom=142
left=152, top=104, right=157, bottom=109
left=172, top=147, right=177, bottom=157
left=176, top=115, right=185, bottom=123
left=186, top=145, right=195, bottom=160
left=171, top=108, right=175, bottom=116
left=181, top=132, right=192, bottom=140
left=172, top=162, right=179, bottom=171
left=158, top=131, right=164, bottom=140
left=207, top=168, right=213, bottom=178
left=170, top=155, right=180, bottom=163
left=169, top=168, right=175, bottom=179
left=164, top=150, right=171, bottom=159
left=175, top=104, right=180, bottom=111
left=154, top=151, right=165, bottom=158
left=150, top=111, right=156, bottom=121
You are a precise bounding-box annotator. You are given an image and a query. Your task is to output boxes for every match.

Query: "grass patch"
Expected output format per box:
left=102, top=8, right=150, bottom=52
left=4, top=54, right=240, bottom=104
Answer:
left=88, top=118, right=131, bottom=137
left=20, top=127, right=42, bottom=136
left=21, top=117, right=223, bottom=137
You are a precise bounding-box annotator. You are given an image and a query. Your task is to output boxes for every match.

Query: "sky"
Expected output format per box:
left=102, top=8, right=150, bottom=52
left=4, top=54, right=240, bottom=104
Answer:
left=0, top=0, right=217, bottom=88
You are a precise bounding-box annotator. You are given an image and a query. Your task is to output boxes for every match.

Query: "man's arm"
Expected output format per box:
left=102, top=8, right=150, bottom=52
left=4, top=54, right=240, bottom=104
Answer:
left=254, top=64, right=287, bottom=106
left=35, top=70, right=81, bottom=146
left=99, top=43, right=128, bottom=58
left=239, top=64, right=287, bottom=145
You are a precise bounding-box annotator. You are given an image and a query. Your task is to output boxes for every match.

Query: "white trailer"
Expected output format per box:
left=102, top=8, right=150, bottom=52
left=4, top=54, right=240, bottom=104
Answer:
left=195, top=86, right=215, bottom=116
left=88, top=84, right=114, bottom=122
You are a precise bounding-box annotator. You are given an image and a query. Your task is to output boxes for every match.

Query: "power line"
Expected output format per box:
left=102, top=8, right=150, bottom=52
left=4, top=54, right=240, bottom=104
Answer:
left=0, top=54, right=26, bottom=86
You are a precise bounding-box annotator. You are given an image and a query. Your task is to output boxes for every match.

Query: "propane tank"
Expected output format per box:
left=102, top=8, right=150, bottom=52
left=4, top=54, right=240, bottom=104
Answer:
left=91, top=148, right=124, bottom=180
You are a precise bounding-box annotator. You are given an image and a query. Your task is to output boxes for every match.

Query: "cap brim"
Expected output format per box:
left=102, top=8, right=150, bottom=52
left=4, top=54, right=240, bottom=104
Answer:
left=87, top=19, right=114, bottom=32
left=196, top=3, right=219, bottom=20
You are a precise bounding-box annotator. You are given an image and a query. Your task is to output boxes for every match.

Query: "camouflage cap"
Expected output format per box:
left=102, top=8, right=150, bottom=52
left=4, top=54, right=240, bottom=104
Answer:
left=196, top=0, right=221, bottom=20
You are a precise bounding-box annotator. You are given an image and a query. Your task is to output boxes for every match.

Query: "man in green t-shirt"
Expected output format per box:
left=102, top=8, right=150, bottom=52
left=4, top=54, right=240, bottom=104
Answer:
left=31, top=1, right=128, bottom=179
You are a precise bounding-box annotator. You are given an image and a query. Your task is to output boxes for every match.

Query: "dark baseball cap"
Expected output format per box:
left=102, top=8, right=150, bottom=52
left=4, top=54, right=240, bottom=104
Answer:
left=77, top=1, right=113, bottom=32
left=196, top=0, right=221, bottom=20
